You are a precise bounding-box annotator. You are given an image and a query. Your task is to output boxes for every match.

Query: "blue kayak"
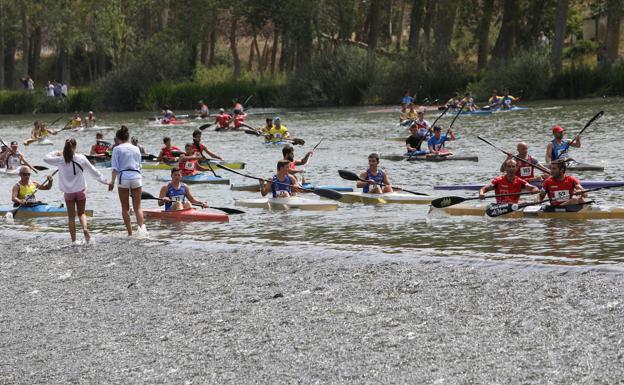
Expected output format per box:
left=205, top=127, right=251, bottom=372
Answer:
left=0, top=203, right=94, bottom=218
left=264, top=141, right=288, bottom=146
left=491, top=106, right=528, bottom=113
left=158, top=174, right=230, bottom=184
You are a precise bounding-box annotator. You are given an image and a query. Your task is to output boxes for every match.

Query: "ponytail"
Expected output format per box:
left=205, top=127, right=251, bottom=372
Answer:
left=63, top=138, right=77, bottom=163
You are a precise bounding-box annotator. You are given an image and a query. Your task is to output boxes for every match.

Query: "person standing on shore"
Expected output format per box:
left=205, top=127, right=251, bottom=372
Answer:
left=108, top=126, right=147, bottom=237
left=44, top=138, right=109, bottom=243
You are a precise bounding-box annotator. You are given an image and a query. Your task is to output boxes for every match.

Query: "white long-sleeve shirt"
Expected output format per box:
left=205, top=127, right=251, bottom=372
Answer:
left=111, top=143, right=142, bottom=181
left=44, top=152, right=108, bottom=193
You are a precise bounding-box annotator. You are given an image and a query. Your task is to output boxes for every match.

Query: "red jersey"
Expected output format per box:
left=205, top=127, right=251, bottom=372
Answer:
left=179, top=158, right=198, bottom=176
left=192, top=142, right=207, bottom=157
left=161, top=145, right=180, bottom=160
left=289, top=161, right=296, bottom=170
left=94, top=141, right=110, bottom=155
left=515, top=155, right=538, bottom=181
left=542, top=175, right=580, bottom=206
left=491, top=175, right=528, bottom=204
left=215, top=114, right=231, bottom=127
left=233, top=113, right=247, bottom=128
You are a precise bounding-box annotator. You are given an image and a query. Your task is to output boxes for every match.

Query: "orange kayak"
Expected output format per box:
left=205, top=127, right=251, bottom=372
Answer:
left=143, top=208, right=229, bottom=222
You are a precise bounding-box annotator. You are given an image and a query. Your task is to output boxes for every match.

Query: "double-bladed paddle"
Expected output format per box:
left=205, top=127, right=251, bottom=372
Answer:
left=243, top=128, right=305, bottom=145
left=215, top=164, right=343, bottom=200
left=338, top=169, right=428, bottom=196
left=5, top=169, right=58, bottom=220
left=199, top=122, right=213, bottom=131
left=407, top=103, right=458, bottom=161
left=555, top=110, right=604, bottom=160
left=477, top=136, right=552, bottom=174
left=140, top=191, right=244, bottom=214
left=431, top=191, right=539, bottom=208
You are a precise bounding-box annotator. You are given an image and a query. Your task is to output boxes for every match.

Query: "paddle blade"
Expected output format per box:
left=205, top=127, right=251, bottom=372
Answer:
left=313, top=188, right=343, bottom=201
left=292, top=138, right=305, bottom=145
left=485, top=203, right=518, bottom=217
left=211, top=206, right=245, bottom=214
left=380, top=155, right=406, bottom=161
left=141, top=191, right=158, bottom=200
left=33, top=165, right=48, bottom=171
left=199, top=123, right=213, bottom=131
left=338, top=169, right=360, bottom=181
left=431, top=196, right=465, bottom=208
left=244, top=128, right=261, bottom=136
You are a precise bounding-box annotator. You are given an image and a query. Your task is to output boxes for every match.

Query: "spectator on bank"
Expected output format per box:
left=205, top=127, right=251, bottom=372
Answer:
left=27, top=76, right=34, bottom=91
left=54, top=81, right=62, bottom=97
left=61, top=83, right=68, bottom=98
left=538, top=31, right=549, bottom=48
left=47, top=81, right=55, bottom=97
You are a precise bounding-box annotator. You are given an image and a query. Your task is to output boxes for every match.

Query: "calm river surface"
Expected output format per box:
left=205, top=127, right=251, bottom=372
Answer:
left=1, top=98, right=623, bottom=266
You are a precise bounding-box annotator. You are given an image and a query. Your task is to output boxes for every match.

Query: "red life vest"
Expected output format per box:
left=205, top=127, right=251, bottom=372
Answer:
left=542, top=175, right=580, bottom=206
left=491, top=175, right=528, bottom=204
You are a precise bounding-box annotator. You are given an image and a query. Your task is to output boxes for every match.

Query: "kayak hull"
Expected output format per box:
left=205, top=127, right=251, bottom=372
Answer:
left=434, top=180, right=623, bottom=191
left=0, top=204, right=93, bottom=218
left=431, top=203, right=624, bottom=219
left=381, top=154, right=478, bottom=162
left=567, top=162, right=604, bottom=172
left=157, top=174, right=230, bottom=184
left=230, top=183, right=353, bottom=193
left=142, top=161, right=245, bottom=171
left=339, top=192, right=432, bottom=205
left=235, top=197, right=339, bottom=211
left=144, top=208, right=229, bottom=222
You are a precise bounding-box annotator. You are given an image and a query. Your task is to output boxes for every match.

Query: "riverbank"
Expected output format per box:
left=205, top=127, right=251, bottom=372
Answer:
left=1, top=232, right=622, bottom=384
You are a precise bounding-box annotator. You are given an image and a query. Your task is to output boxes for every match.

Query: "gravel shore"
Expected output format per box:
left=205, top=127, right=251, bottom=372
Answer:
left=1, top=233, right=623, bottom=384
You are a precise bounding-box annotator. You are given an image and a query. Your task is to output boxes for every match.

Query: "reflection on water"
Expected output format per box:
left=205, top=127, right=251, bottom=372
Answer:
left=1, top=99, right=623, bottom=265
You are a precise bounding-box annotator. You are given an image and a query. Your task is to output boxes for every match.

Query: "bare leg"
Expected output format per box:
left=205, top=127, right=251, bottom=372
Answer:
left=65, top=199, right=77, bottom=242
left=76, top=199, right=90, bottom=242
left=131, top=186, right=144, bottom=228
left=182, top=201, right=192, bottom=209
left=118, top=187, right=132, bottom=236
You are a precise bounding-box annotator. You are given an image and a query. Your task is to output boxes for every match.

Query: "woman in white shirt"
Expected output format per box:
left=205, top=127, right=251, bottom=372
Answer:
left=108, top=125, right=146, bottom=236
left=44, top=138, right=108, bottom=243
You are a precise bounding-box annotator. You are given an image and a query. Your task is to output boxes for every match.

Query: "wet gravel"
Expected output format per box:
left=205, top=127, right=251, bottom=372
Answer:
left=1, top=233, right=623, bottom=384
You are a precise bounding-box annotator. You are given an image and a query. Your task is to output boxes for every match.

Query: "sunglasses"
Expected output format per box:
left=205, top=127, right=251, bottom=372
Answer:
left=20, top=172, right=31, bottom=176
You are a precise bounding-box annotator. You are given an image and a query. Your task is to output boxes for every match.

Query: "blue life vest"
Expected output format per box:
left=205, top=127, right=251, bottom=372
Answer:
left=363, top=169, right=385, bottom=193
left=271, top=174, right=294, bottom=198
left=165, top=182, right=187, bottom=211
left=551, top=139, right=570, bottom=160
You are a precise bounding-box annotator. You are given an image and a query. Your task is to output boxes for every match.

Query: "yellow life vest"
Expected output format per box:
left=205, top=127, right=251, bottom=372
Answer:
left=270, top=126, right=288, bottom=142
left=17, top=182, right=37, bottom=201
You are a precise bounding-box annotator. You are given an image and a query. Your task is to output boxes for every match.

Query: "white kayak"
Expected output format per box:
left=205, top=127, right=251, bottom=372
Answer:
left=235, top=197, right=339, bottom=211
left=339, top=192, right=432, bottom=205
left=0, top=168, right=20, bottom=175
left=33, top=138, right=54, bottom=146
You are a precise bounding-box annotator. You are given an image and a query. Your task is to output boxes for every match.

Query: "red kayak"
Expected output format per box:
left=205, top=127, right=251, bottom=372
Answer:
left=159, top=119, right=189, bottom=125
left=144, top=208, right=229, bottom=222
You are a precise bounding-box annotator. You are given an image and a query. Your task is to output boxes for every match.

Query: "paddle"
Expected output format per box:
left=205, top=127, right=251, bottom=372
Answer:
left=214, top=163, right=343, bottom=201
left=338, top=169, right=428, bottom=196
left=140, top=191, right=244, bottom=214
left=555, top=110, right=604, bottom=160
left=0, top=137, right=46, bottom=173
left=199, top=122, right=213, bottom=131
left=486, top=182, right=624, bottom=217
left=477, top=136, right=552, bottom=174
left=408, top=104, right=455, bottom=161
left=243, top=129, right=305, bottom=145
left=431, top=191, right=539, bottom=208
left=5, top=169, right=58, bottom=220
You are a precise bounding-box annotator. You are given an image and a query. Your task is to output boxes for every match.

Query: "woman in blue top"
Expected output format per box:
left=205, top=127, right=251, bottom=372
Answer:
left=260, top=160, right=300, bottom=198
left=158, top=167, right=209, bottom=211
left=108, top=125, right=146, bottom=237
left=356, top=153, right=393, bottom=194
left=427, top=126, right=456, bottom=155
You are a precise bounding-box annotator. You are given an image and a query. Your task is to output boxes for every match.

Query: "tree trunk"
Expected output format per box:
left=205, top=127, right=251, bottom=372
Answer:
left=477, top=0, right=494, bottom=70
left=606, top=0, right=623, bottom=63
left=384, top=0, right=393, bottom=46
left=395, top=0, right=406, bottom=52
left=367, top=0, right=382, bottom=61
left=57, top=43, right=70, bottom=83
left=551, top=0, right=569, bottom=72
left=337, top=1, right=355, bottom=40
left=229, top=13, right=241, bottom=78
left=422, top=0, right=436, bottom=48
left=271, top=27, right=279, bottom=74
left=208, top=15, right=217, bottom=67
left=491, top=0, right=518, bottom=64
left=295, top=15, right=313, bottom=78
left=248, top=32, right=256, bottom=72
left=200, top=37, right=209, bottom=65
left=28, top=26, right=42, bottom=80
left=432, top=0, right=457, bottom=58
left=279, top=34, right=289, bottom=72
left=5, top=41, right=16, bottom=88
left=20, top=0, right=29, bottom=77
left=408, top=0, right=425, bottom=52
left=0, top=5, right=4, bottom=89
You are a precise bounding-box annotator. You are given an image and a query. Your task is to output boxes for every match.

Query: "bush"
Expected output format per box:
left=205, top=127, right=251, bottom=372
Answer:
left=0, top=88, right=96, bottom=114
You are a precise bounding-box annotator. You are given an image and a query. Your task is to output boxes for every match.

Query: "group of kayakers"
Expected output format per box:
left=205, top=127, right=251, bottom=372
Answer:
left=442, top=89, right=518, bottom=111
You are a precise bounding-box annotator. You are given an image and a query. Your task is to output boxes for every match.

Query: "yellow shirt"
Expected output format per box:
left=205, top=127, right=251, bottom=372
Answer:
left=263, top=125, right=273, bottom=142
left=71, top=118, right=82, bottom=128
left=17, top=182, right=37, bottom=201
left=270, top=125, right=288, bottom=142
left=406, top=110, right=417, bottom=119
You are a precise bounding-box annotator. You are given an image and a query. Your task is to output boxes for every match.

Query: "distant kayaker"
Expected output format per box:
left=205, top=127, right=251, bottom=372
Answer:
left=445, top=92, right=462, bottom=109
left=427, top=126, right=455, bottom=155
left=406, top=125, right=426, bottom=153
left=480, top=159, right=539, bottom=204
left=262, top=117, right=273, bottom=142
left=401, top=90, right=414, bottom=106
left=1, top=141, right=37, bottom=172
left=70, top=111, right=83, bottom=129
left=232, top=98, right=244, bottom=113
left=233, top=110, right=247, bottom=129
left=158, top=167, right=209, bottom=211
left=44, top=138, right=108, bottom=244
left=412, top=110, right=430, bottom=134
left=89, top=132, right=111, bottom=159
left=214, top=108, right=232, bottom=130
left=86, top=111, right=96, bottom=127
left=546, top=124, right=580, bottom=164
left=178, top=143, right=217, bottom=177
left=158, top=137, right=181, bottom=163
left=400, top=104, right=417, bottom=125
left=108, top=125, right=147, bottom=237
left=131, top=136, right=148, bottom=156
left=161, top=105, right=176, bottom=123
left=499, top=142, right=545, bottom=183
left=356, top=153, right=393, bottom=194
left=501, top=89, right=518, bottom=109
left=462, top=92, right=478, bottom=111
left=260, top=159, right=300, bottom=198
left=282, top=144, right=313, bottom=176
left=270, top=117, right=289, bottom=143
left=191, top=130, right=224, bottom=160
left=197, top=100, right=209, bottom=118
left=11, top=166, right=53, bottom=206
left=538, top=160, right=586, bottom=206
left=488, top=89, right=501, bottom=109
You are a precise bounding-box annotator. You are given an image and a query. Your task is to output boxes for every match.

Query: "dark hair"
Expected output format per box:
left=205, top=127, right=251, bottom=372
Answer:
left=368, top=152, right=380, bottom=161
left=171, top=167, right=181, bottom=175
left=433, top=125, right=442, bottom=131
left=163, top=137, right=171, bottom=144
left=116, top=125, right=129, bottom=142
left=192, top=129, right=201, bottom=138
left=552, top=159, right=567, bottom=172
left=277, top=159, right=290, bottom=170
left=63, top=138, right=77, bottom=163
left=96, top=132, right=103, bottom=139
left=282, top=144, right=294, bottom=157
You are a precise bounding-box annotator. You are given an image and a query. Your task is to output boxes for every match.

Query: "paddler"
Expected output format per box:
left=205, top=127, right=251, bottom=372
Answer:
left=70, top=111, right=83, bottom=129
left=487, top=89, right=501, bottom=109
left=196, top=100, right=209, bottom=118
left=30, top=121, right=43, bottom=139
left=191, top=130, right=224, bottom=161
left=11, top=166, right=53, bottom=206
left=356, top=153, right=393, bottom=193
left=86, top=111, right=96, bottom=127
left=501, top=89, right=518, bottom=109
left=233, top=109, right=247, bottom=129
left=412, top=110, right=430, bottom=133
left=282, top=144, right=313, bottom=176
left=262, top=117, right=273, bottom=142
left=427, top=126, right=455, bottom=155
left=232, top=98, right=244, bottom=113
left=158, top=167, right=209, bottom=211
left=260, top=159, right=301, bottom=198
left=161, top=105, right=176, bottom=123
left=546, top=124, right=580, bottom=164
left=1, top=141, right=37, bottom=172
left=214, top=108, right=232, bottom=130
left=131, top=136, right=147, bottom=156
left=178, top=144, right=215, bottom=177
left=405, top=125, right=427, bottom=154
left=401, top=90, right=414, bottom=107
left=445, top=92, right=462, bottom=109
left=269, top=117, right=289, bottom=143
left=157, top=137, right=181, bottom=162
left=499, top=142, right=545, bottom=183
left=479, top=159, right=539, bottom=204
left=89, top=132, right=111, bottom=159
left=538, top=160, right=586, bottom=206
left=400, top=104, right=418, bottom=125
left=461, top=92, right=478, bottom=111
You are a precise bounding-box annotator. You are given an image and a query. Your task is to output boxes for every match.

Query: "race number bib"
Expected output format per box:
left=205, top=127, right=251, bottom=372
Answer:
left=184, top=161, right=195, bottom=171
left=520, top=166, right=532, bottom=177
left=553, top=190, right=570, bottom=202
left=171, top=194, right=184, bottom=202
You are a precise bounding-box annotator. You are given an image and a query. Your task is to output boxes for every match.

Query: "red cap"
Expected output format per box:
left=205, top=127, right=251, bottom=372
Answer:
left=552, top=125, right=564, bottom=133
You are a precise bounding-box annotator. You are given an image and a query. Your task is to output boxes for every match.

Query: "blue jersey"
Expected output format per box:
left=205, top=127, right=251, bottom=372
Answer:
left=401, top=95, right=414, bottom=105
left=428, top=134, right=449, bottom=151
left=165, top=182, right=187, bottom=211
left=551, top=139, right=571, bottom=160
left=271, top=174, right=295, bottom=198
left=363, top=169, right=385, bottom=193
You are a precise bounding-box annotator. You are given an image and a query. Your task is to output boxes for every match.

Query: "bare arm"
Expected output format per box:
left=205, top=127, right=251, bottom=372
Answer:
left=545, top=143, right=553, bottom=163
left=356, top=171, right=368, bottom=189
left=158, top=185, right=169, bottom=207
left=260, top=179, right=272, bottom=197
left=11, top=184, right=21, bottom=204
left=479, top=184, right=495, bottom=199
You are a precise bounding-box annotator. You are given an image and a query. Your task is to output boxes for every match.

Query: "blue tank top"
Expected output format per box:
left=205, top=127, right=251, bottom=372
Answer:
left=363, top=169, right=385, bottom=193
left=551, top=139, right=570, bottom=160
left=165, top=183, right=187, bottom=211
left=271, top=174, right=294, bottom=197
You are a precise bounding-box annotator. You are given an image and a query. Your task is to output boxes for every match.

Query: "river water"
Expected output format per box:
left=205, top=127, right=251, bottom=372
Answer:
left=1, top=98, right=623, bottom=266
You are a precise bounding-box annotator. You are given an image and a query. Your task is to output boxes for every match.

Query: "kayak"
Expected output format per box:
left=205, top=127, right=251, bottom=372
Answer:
left=0, top=204, right=93, bottom=218
left=451, top=109, right=492, bottom=116
left=144, top=208, right=229, bottom=222
left=0, top=168, right=20, bottom=175
left=235, top=197, right=339, bottom=211
left=567, top=162, right=604, bottom=172
left=367, top=106, right=441, bottom=113
left=157, top=173, right=230, bottom=184
left=264, top=141, right=289, bottom=146
left=491, top=106, right=528, bottom=113
left=24, top=137, right=53, bottom=146
left=230, top=183, right=354, bottom=193
left=434, top=180, right=624, bottom=191
left=338, top=192, right=432, bottom=205
left=158, top=119, right=190, bottom=125
left=431, top=203, right=624, bottom=220
left=142, top=160, right=246, bottom=171
left=381, top=154, right=479, bottom=162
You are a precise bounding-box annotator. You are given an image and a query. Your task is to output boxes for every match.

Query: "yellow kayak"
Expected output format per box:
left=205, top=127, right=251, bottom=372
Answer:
left=142, top=160, right=245, bottom=170
left=431, top=203, right=624, bottom=219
